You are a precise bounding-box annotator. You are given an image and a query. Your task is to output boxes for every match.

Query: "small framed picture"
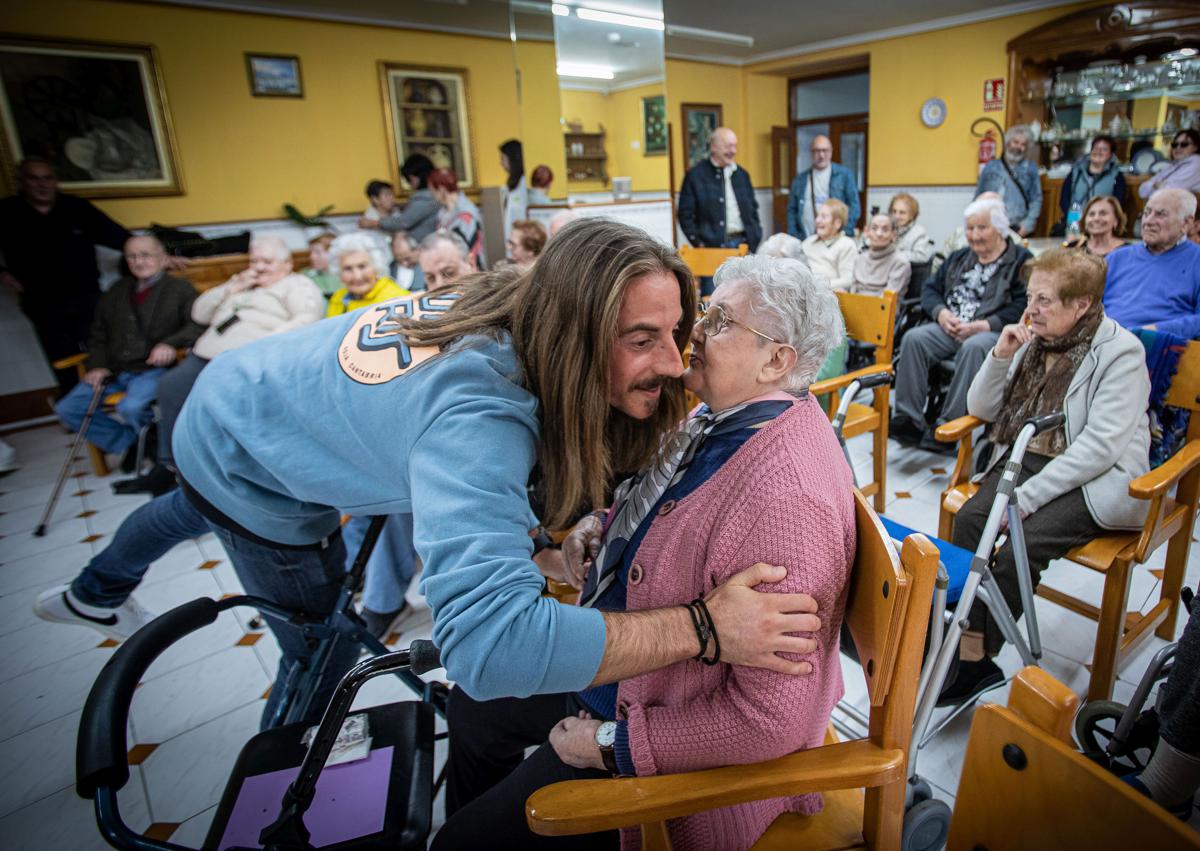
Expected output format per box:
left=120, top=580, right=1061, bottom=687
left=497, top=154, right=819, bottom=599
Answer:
left=245, top=53, right=303, bottom=98
left=682, top=103, right=723, bottom=169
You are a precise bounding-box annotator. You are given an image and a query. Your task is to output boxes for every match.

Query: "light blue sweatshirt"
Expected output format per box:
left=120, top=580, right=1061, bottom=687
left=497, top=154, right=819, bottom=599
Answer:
left=173, top=295, right=606, bottom=699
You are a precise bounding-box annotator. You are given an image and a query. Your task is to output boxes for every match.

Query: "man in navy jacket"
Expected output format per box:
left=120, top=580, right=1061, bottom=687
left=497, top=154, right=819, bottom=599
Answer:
left=678, top=127, right=762, bottom=255
left=787, top=135, right=861, bottom=239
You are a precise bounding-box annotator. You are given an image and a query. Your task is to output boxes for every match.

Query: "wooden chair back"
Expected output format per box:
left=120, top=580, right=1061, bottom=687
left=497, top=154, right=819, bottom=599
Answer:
left=948, top=668, right=1200, bottom=851
left=1165, top=338, right=1200, bottom=415
left=678, top=244, right=748, bottom=279
left=836, top=290, right=898, bottom=364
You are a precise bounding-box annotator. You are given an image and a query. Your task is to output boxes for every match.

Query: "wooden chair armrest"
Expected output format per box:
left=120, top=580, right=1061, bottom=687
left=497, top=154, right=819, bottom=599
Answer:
left=934, top=415, right=986, bottom=443
left=1128, top=440, right=1200, bottom=500
left=527, top=739, right=903, bottom=837
left=51, top=352, right=90, bottom=371
left=808, top=364, right=894, bottom=397
left=1007, top=666, right=1078, bottom=743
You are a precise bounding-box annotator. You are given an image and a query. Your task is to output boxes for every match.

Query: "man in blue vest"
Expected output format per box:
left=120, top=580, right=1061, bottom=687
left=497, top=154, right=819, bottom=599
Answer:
left=787, top=135, right=861, bottom=239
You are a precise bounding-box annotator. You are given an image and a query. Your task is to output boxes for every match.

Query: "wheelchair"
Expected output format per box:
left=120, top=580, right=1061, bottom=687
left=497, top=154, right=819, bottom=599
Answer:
left=831, top=377, right=1054, bottom=851
left=76, top=516, right=447, bottom=850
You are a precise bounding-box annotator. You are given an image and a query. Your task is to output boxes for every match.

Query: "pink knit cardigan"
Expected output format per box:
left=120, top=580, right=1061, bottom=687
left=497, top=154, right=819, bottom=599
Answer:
left=615, top=395, right=856, bottom=851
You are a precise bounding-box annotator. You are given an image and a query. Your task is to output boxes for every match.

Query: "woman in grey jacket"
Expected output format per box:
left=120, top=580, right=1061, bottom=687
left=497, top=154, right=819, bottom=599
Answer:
left=941, top=248, right=1150, bottom=704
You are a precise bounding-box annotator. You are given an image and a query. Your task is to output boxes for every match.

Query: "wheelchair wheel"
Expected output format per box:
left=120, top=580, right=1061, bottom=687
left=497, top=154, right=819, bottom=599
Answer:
left=1075, top=700, right=1158, bottom=773
left=901, top=798, right=952, bottom=851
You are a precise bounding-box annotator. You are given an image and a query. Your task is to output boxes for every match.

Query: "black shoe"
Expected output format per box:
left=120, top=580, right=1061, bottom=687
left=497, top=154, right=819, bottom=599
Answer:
left=361, top=603, right=408, bottom=641
left=119, top=443, right=140, bottom=474
left=918, top=428, right=958, bottom=456
left=890, top=415, right=925, bottom=447
left=112, top=465, right=177, bottom=497
left=936, top=657, right=1004, bottom=707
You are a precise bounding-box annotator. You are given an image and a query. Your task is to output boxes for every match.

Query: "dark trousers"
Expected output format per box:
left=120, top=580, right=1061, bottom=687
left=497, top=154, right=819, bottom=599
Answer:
left=154, top=352, right=207, bottom=467
left=26, top=298, right=96, bottom=393
left=1160, top=588, right=1200, bottom=754
left=952, top=452, right=1103, bottom=656
left=435, top=688, right=618, bottom=850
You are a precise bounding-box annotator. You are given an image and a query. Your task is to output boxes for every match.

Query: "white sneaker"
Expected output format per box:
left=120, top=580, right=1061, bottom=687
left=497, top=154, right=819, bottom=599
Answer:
left=0, top=437, right=17, bottom=475
left=33, top=584, right=157, bottom=642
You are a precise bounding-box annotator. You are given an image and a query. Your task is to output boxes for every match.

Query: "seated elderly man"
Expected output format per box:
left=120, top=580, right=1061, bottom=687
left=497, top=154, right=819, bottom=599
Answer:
left=115, top=234, right=324, bottom=496
left=892, top=197, right=1031, bottom=453
left=850, top=213, right=911, bottom=298
left=942, top=249, right=1149, bottom=704
left=1102, top=188, right=1200, bottom=339
left=55, top=235, right=199, bottom=463
left=325, top=232, right=407, bottom=317
left=436, top=255, right=854, bottom=851
left=419, top=230, right=476, bottom=292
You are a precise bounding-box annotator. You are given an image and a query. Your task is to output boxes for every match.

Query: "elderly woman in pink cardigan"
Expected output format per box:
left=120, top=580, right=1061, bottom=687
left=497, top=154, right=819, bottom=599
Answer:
left=436, top=255, right=855, bottom=851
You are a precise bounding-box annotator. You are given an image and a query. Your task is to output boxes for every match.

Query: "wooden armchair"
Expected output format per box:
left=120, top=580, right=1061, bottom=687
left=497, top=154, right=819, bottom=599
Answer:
left=935, top=339, right=1200, bottom=701
left=52, top=349, right=188, bottom=477
left=526, top=489, right=940, bottom=851
left=678, top=243, right=749, bottom=281
left=947, top=666, right=1200, bottom=850
left=810, top=290, right=899, bottom=512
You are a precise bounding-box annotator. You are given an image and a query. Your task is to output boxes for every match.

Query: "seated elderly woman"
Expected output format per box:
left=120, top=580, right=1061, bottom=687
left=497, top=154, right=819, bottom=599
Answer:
left=851, top=213, right=911, bottom=297
left=429, top=167, right=486, bottom=268
left=506, top=219, right=548, bottom=267
left=302, top=231, right=340, bottom=298
left=324, top=232, right=407, bottom=318
left=1068, top=195, right=1128, bottom=259
left=892, top=196, right=1032, bottom=454
left=941, top=249, right=1149, bottom=704
left=888, top=192, right=935, bottom=265
left=435, top=255, right=854, bottom=851
left=117, top=234, right=325, bottom=496
left=801, top=199, right=858, bottom=290
left=756, top=232, right=809, bottom=266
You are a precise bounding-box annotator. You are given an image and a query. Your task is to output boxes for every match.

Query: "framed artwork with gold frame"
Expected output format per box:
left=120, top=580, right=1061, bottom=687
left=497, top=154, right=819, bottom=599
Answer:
left=379, top=62, right=475, bottom=190
left=0, top=34, right=183, bottom=198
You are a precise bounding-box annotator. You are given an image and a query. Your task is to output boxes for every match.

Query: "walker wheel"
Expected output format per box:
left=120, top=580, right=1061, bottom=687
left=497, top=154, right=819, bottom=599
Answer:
left=901, top=798, right=951, bottom=851
left=1074, top=699, right=1157, bottom=773
left=905, top=776, right=934, bottom=809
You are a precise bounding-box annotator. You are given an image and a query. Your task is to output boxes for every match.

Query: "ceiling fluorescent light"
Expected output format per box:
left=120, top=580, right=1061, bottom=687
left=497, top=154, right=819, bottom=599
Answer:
left=665, top=24, right=754, bottom=48
left=576, top=8, right=665, bottom=31
left=550, top=4, right=569, bottom=15
left=557, top=62, right=615, bottom=79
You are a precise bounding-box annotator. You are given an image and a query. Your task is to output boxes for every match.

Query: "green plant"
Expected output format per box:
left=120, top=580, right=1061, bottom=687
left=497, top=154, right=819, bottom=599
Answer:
left=283, top=202, right=335, bottom=227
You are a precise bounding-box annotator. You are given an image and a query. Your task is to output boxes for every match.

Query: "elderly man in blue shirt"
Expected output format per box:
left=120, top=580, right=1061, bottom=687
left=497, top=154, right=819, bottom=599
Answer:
left=787, top=134, right=860, bottom=240
left=975, top=124, right=1043, bottom=238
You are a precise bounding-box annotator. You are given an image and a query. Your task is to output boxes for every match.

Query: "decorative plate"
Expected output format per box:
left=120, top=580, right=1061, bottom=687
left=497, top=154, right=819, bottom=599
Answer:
left=1131, top=147, right=1164, bottom=175
left=920, top=98, right=947, bottom=128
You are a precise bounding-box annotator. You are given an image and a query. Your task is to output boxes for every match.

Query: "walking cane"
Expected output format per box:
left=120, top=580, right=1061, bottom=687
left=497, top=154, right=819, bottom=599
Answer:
left=34, top=378, right=108, bottom=537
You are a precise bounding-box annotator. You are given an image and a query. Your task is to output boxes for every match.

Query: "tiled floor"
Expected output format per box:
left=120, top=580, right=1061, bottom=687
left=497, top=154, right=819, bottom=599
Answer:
left=0, top=423, right=1196, bottom=849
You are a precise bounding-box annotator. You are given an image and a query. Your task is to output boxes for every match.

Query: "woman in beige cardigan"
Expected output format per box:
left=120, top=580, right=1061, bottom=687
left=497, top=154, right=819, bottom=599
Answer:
left=117, top=234, right=325, bottom=495
left=941, top=248, right=1150, bottom=705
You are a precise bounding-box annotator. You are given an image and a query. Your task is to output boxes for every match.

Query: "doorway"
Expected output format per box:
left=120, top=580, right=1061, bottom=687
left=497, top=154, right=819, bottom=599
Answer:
left=770, top=69, right=869, bottom=234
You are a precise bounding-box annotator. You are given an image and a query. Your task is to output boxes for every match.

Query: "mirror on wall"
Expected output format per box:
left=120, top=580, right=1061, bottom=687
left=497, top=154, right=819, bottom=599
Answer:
left=511, top=0, right=669, bottom=204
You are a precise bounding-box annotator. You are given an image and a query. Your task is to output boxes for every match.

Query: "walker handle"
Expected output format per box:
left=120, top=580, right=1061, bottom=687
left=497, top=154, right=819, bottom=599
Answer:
left=1023, top=412, right=1065, bottom=436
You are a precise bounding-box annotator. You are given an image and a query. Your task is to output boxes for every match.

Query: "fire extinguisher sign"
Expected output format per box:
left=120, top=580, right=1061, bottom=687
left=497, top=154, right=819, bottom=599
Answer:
left=983, top=78, right=1005, bottom=112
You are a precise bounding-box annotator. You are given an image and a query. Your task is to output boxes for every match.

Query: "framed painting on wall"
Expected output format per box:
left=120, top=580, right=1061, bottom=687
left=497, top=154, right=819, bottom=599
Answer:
left=0, top=36, right=183, bottom=198
left=245, top=53, right=303, bottom=98
left=682, top=102, right=723, bottom=169
left=379, top=63, right=475, bottom=189
left=642, top=93, right=667, bottom=156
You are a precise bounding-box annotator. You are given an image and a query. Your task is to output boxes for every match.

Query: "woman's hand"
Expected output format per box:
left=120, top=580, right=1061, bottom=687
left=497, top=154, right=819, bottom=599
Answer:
left=997, top=505, right=1030, bottom=533
left=358, top=216, right=380, bottom=230
left=994, top=313, right=1033, bottom=358
left=937, top=308, right=961, bottom=337
left=548, top=712, right=604, bottom=770
left=560, top=512, right=604, bottom=590
left=953, top=319, right=991, bottom=341
left=228, top=270, right=258, bottom=293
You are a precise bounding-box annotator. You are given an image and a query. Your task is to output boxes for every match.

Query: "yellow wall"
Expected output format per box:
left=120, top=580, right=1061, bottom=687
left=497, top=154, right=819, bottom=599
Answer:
left=7, top=0, right=523, bottom=226
left=557, top=84, right=670, bottom=193
left=743, top=1, right=1105, bottom=187
left=514, top=40, right=568, bottom=201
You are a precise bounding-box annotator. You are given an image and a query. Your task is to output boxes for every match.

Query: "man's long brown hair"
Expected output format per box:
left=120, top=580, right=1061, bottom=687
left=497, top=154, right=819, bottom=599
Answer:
left=400, top=218, right=697, bottom=528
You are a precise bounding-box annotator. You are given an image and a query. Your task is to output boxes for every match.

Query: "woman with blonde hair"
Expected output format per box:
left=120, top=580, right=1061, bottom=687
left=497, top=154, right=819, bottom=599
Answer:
left=1069, top=195, right=1127, bottom=259
left=801, top=198, right=858, bottom=290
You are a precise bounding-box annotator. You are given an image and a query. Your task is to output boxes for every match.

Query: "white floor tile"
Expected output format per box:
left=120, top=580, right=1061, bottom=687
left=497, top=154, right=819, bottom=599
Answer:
left=0, top=618, right=110, bottom=685
left=0, top=541, right=94, bottom=595
left=131, top=646, right=268, bottom=744
left=0, top=767, right=150, bottom=850
left=0, top=709, right=84, bottom=818
left=1, top=516, right=94, bottom=563
left=140, top=700, right=263, bottom=825
left=168, top=805, right=217, bottom=848
left=0, top=646, right=113, bottom=740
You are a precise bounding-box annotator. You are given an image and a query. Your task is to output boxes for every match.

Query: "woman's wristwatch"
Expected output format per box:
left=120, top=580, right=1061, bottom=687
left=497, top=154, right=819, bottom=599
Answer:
left=595, top=720, right=619, bottom=774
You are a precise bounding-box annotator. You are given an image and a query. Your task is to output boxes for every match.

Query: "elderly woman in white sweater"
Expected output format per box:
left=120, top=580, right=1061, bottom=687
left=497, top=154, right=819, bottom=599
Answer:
left=888, top=192, right=935, bottom=265
left=801, top=199, right=857, bottom=290
left=123, top=234, right=326, bottom=495
left=851, top=213, right=911, bottom=298
left=940, top=248, right=1150, bottom=705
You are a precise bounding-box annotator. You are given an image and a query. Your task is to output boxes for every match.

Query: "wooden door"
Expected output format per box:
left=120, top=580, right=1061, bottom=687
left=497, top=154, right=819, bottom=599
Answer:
left=830, top=115, right=869, bottom=228
left=770, top=125, right=795, bottom=236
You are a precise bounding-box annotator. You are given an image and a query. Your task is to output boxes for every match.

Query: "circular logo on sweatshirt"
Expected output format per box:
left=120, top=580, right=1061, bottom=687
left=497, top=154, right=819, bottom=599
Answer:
left=337, top=293, right=458, bottom=384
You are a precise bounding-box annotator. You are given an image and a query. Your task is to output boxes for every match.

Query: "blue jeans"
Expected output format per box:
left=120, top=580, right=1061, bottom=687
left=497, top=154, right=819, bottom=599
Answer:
left=342, top=514, right=417, bottom=614
left=55, top=368, right=166, bottom=454
left=71, top=486, right=209, bottom=607
left=209, top=524, right=360, bottom=729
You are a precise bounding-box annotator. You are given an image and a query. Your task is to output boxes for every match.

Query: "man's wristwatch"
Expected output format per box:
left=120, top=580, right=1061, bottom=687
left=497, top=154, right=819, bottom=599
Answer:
left=595, top=720, right=619, bottom=774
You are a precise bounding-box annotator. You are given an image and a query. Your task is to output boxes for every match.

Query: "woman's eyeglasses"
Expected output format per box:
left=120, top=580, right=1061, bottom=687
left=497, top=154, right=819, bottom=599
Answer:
left=696, top=302, right=788, bottom=345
